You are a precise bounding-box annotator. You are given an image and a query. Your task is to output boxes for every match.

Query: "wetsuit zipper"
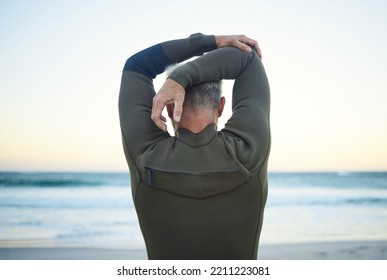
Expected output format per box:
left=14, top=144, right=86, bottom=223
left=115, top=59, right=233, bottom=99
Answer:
left=145, top=167, right=243, bottom=187
left=146, top=167, right=153, bottom=186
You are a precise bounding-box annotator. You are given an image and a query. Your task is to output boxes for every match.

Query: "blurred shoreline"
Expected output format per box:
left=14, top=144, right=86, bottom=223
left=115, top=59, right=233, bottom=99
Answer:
left=1, top=240, right=386, bottom=260
left=1, top=172, right=387, bottom=259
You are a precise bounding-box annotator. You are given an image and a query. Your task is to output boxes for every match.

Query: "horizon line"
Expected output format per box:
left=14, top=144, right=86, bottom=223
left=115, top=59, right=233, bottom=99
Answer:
left=1, top=169, right=386, bottom=174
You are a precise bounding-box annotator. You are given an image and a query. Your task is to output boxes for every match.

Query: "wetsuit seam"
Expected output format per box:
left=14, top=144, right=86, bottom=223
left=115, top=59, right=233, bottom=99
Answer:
left=250, top=138, right=271, bottom=259
left=251, top=174, right=264, bottom=259
left=133, top=181, right=152, bottom=259
left=120, top=127, right=153, bottom=258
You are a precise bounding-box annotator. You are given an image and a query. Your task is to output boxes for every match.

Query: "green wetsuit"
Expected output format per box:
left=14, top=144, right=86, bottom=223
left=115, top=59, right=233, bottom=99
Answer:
left=119, top=33, right=270, bottom=259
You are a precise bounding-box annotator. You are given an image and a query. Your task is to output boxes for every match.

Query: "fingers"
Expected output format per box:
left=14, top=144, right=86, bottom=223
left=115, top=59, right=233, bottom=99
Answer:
left=151, top=95, right=168, bottom=132
left=151, top=79, right=185, bottom=132
left=173, top=94, right=184, bottom=123
left=151, top=95, right=183, bottom=132
left=216, top=34, right=262, bottom=58
left=234, top=39, right=252, bottom=53
left=238, top=35, right=262, bottom=58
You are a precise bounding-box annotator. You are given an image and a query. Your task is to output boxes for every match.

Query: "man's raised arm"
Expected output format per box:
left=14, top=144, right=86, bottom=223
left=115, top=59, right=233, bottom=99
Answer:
left=119, top=33, right=220, bottom=159
left=151, top=35, right=261, bottom=130
left=152, top=43, right=270, bottom=173
left=123, top=33, right=217, bottom=79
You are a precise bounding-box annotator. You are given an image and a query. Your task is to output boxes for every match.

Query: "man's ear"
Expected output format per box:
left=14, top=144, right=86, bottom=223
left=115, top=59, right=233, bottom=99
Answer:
left=167, top=103, right=174, bottom=119
left=217, top=97, right=226, bottom=117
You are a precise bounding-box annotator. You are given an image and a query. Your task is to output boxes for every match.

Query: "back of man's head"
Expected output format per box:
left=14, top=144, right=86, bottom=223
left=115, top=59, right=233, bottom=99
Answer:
left=184, top=81, right=222, bottom=113
left=165, top=64, right=222, bottom=114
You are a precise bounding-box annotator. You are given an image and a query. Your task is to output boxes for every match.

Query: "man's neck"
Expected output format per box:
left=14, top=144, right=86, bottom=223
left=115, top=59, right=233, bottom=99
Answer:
left=176, top=110, right=216, bottom=134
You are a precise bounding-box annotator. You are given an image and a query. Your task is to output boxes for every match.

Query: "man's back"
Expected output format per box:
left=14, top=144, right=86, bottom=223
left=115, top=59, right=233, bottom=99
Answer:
left=135, top=124, right=268, bottom=259
left=119, top=34, right=270, bottom=259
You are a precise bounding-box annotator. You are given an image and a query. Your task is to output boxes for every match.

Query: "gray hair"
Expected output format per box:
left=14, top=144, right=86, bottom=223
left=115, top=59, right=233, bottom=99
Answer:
left=184, top=82, right=222, bottom=112
left=165, top=64, right=222, bottom=113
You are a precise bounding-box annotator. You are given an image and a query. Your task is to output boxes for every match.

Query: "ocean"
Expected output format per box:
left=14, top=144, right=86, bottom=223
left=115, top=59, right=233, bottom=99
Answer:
left=0, top=172, right=386, bottom=249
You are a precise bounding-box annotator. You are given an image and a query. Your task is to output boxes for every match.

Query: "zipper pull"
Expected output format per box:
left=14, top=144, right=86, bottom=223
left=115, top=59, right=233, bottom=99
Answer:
left=146, top=168, right=152, bottom=186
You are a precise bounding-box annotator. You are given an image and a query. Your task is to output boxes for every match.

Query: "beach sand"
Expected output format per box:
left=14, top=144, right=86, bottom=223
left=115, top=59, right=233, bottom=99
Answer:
left=0, top=240, right=386, bottom=260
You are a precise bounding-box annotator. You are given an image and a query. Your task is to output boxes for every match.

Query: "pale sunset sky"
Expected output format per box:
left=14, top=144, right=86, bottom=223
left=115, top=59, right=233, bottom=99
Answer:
left=1, top=0, right=386, bottom=172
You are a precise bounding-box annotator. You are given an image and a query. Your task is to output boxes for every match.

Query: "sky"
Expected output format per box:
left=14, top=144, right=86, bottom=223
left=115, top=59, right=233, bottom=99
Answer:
left=0, top=0, right=386, bottom=172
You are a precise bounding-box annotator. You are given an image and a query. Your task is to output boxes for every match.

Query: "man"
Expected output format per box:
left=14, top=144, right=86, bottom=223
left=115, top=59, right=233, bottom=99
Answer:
left=119, top=33, right=270, bottom=259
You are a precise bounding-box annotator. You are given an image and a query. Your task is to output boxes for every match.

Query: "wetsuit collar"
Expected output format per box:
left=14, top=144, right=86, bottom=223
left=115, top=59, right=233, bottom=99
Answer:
left=175, top=123, right=217, bottom=147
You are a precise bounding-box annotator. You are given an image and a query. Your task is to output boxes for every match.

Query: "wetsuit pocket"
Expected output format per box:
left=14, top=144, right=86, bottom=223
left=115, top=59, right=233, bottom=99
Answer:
left=144, top=167, right=251, bottom=199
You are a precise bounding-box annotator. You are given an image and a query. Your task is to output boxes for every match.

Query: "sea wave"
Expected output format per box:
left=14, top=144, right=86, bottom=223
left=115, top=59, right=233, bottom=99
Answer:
left=0, top=172, right=130, bottom=188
